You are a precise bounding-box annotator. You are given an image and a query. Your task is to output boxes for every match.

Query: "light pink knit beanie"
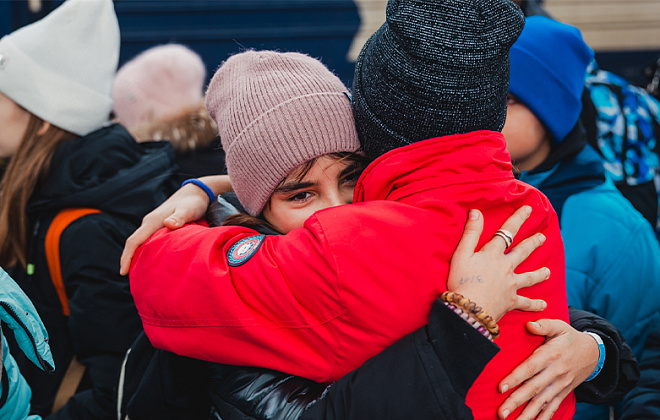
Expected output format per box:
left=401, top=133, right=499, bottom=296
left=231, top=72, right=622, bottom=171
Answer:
left=113, top=44, right=206, bottom=130
left=206, top=50, right=360, bottom=216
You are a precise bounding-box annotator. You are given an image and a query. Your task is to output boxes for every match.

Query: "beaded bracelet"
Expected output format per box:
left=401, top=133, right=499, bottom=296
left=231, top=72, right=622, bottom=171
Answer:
left=441, top=291, right=500, bottom=340
left=444, top=302, right=493, bottom=340
left=181, top=178, right=216, bottom=204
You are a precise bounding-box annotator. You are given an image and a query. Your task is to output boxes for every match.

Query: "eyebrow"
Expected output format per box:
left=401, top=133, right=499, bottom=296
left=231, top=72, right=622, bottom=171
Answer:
left=274, top=181, right=317, bottom=193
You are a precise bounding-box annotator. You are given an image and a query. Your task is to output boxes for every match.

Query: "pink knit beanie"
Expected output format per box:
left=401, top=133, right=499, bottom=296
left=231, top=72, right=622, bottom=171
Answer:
left=206, top=50, right=360, bottom=216
left=113, top=44, right=206, bottom=130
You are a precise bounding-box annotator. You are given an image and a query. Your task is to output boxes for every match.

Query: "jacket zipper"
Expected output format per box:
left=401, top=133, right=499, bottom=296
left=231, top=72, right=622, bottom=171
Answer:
left=0, top=301, right=53, bottom=373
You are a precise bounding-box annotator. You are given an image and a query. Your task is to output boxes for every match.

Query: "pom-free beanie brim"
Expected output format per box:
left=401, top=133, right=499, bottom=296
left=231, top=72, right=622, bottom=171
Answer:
left=0, top=40, right=113, bottom=136
left=225, top=92, right=359, bottom=216
left=0, top=0, right=119, bottom=136
left=206, top=50, right=360, bottom=216
left=509, top=16, right=594, bottom=143
left=352, top=0, right=525, bottom=159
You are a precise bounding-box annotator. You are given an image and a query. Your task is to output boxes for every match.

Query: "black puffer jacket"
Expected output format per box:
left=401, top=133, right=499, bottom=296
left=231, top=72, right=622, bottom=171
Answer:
left=206, top=307, right=638, bottom=420
left=7, top=124, right=178, bottom=419
left=120, top=299, right=499, bottom=420
left=620, top=322, right=660, bottom=419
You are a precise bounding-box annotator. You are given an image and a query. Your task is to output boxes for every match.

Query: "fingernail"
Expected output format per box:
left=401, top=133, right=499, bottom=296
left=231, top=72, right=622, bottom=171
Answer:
left=538, top=233, right=546, bottom=243
left=544, top=267, right=551, bottom=278
left=469, top=209, right=479, bottom=220
left=523, top=205, right=532, bottom=215
left=502, top=409, right=510, bottom=419
left=529, top=321, right=540, bottom=329
left=501, top=384, right=509, bottom=393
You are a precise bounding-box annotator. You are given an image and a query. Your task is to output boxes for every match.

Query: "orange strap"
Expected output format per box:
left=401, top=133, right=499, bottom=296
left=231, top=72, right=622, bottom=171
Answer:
left=52, top=356, right=86, bottom=413
left=45, top=208, right=101, bottom=316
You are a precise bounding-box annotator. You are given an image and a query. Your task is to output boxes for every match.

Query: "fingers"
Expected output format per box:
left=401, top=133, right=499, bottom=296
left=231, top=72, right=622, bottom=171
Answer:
left=505, top=268, right=549, bottom=313
left=498, top=378, right=545, bottom=419
left=452, top=210, right=484, bottom=259
left=516, top=266, right=551, bottom=290
left=499, top=320, right=562, bottom=394
left=120, top=228, right=152, bottom=275
left=535, top=400, right=561, bottom=420
left=163, top=210, right=188, bottom=229
left=525, top=318, right=571, bottom=338
left=482, top=205, right=532, bottom=253
left=512, top=296, right=548, bottom=313
left=508, top=389, right=564, bottom=420
left=119, top=212, right=172, bottom=275
left=505, top=232, right=546, bottom=269
left=499, top=348, right=543, bottom=396
left=498, top=359, right=564, bottom=420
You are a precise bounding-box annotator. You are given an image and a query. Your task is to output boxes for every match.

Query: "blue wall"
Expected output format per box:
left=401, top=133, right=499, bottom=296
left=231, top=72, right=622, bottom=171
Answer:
left=1, top=0, right=360, bottom=87
left=2, top=0, right=658, bottom=90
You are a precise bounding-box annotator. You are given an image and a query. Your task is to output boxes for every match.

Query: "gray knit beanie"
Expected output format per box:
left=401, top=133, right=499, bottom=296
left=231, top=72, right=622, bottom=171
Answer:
left=0, top=0, right=119, bottom=136
left=206, top=50, right=360, bottom=216
left=353, top=0, right=525, bottom=159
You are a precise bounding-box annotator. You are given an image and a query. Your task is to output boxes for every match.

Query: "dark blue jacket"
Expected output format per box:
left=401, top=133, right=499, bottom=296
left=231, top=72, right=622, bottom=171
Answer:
left=620, top=323, right=660, bottom=419
left=7, top=124, right=178, bottom=419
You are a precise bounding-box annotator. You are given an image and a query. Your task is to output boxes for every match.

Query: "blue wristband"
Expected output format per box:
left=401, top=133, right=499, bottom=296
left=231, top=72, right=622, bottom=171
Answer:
left=584, top=332, right=606, bottom=381
left=181, top=178, right=216, bottom=204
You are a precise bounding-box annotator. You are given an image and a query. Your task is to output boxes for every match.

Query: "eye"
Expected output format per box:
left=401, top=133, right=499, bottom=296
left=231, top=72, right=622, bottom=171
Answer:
left=341, top=174, right=358, bottom=186
left=286, top=191, right=313, bottom=202
left=506, top=94, right=519, bottom=105
left=340, top=168, right=362, bottom=186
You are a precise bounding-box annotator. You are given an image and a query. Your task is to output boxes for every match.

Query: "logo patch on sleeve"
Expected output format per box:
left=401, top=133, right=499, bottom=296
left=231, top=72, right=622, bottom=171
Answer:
left=227, top=235, right=266, bottom=267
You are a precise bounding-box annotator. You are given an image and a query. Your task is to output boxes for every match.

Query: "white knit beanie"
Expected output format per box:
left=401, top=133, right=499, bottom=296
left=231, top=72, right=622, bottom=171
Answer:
left=206, top=50, right=360, bottom=216
left=0, top=0, right=120, bottom=136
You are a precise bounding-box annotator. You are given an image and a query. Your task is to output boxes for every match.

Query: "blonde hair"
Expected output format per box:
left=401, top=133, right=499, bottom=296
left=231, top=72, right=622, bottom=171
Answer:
left=0, top=113, right=76, bottom=268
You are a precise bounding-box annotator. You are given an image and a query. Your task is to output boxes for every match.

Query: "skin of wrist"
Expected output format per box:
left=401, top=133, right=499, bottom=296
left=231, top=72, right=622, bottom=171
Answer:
left=199, top=175, right=232, bottom=196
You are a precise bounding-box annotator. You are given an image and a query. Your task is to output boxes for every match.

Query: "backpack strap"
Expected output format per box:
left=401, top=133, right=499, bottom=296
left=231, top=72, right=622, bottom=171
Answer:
left=52, top=356, right=86, bottom=413
left=44, top=208, right=101, bottom=413
left=44, top=208, right=101, bottom=317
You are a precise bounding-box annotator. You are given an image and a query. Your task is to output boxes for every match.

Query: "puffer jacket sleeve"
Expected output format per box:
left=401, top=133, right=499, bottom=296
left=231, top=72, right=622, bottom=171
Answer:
left=569, top=307, right=639, bottom=404
left=130, top=220, right=343, bottom=383
left=620, top=323, right=660, bottom=419
left=51, top=214, right=144, bottom=419
left=207, top=300, right=498, bottom=420
left=0, top=268, right=54, bottom=420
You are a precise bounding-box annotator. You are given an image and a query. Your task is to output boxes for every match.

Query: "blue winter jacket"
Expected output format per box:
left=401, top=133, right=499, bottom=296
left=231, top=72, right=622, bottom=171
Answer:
left=519, top=135, right=660, bottom=420
left=0, top=268, right=54, bottom=419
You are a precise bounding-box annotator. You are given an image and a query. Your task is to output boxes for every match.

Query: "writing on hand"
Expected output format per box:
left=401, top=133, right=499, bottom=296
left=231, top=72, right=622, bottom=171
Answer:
left=459, top=275, right=484, bottom=285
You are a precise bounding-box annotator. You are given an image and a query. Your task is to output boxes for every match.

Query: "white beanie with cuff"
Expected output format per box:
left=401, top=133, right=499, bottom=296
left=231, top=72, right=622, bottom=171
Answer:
left=0, top=0, right=120, bottom=136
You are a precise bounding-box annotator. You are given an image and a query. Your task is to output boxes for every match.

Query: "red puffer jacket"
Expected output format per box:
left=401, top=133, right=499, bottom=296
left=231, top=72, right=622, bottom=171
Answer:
left=130, top=131, right=575, bottom=419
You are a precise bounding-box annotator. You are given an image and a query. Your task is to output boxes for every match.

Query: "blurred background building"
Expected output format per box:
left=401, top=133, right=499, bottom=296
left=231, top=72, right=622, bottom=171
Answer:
left=0, top=0, right=658, bottom=90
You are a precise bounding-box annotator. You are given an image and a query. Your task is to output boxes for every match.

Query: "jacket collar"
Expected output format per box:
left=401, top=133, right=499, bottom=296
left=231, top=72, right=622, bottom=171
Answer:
left=354, top=130, right=514, bottom=203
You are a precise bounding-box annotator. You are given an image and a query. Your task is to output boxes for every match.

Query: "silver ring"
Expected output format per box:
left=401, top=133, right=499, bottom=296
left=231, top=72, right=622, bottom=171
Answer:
left=494, top=229, right=514, bottom=248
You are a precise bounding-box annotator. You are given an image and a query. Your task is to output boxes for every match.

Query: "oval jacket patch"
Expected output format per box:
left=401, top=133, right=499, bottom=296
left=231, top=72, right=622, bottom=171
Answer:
left=227, top=235, right=266, bottom=267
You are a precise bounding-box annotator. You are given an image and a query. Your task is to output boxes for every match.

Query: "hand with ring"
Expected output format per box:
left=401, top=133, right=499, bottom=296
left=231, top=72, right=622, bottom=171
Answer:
left=447, top=205, right=549, bottom=322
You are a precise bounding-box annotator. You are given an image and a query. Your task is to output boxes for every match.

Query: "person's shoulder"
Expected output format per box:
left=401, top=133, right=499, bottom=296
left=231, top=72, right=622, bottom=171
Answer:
left=564, top=181, right=644, bottom=222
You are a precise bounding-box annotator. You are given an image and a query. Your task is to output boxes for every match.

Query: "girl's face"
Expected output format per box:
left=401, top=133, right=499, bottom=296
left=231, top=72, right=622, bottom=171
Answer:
left=502, top=94, right=551, bottom=173
left=0, top=91, right=30, bottom=158
left=263, top=155, right=362, bottom=234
